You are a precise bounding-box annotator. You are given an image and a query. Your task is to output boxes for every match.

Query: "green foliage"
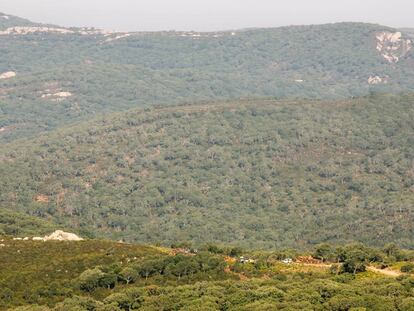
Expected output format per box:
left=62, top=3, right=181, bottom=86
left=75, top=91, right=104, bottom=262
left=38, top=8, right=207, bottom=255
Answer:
left=314, top=243, right=334, bottom=262
left=400, top=264, right=414, bottom=273
left=341, top=249, right=368, bottom=274
left=0, top=239, right=163, bottom=309
left=2, top=12, right=414, bottom=311
left=0, top=209, right=57, bottom=236
left=119, top=267, right=139, bottom=284
left=78, top=268, right=106, bottom=292
left=1, top=15, right=414, bottom=141
left=54, top=296, right=101, bottom=311
left=1, top=240, right=414, bottom=310
left=1, top=94, right=413, bottom=248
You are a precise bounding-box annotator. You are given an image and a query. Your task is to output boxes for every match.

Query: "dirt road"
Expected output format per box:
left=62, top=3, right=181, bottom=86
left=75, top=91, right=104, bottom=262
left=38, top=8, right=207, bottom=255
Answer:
left=366, top=266, right=402, bottom=277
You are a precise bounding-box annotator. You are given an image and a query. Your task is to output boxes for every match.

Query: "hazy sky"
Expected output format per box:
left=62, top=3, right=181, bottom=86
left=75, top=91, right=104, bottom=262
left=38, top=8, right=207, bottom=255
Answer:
left=1, top=0, right=413, bottom=32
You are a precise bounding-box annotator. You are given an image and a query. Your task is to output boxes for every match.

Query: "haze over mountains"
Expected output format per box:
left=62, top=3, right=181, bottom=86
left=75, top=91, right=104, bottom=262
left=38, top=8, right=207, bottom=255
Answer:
left=1, top=11, right=414, bottom=310
left=0, top=13, right=414, bottom=249
left=1, top=13, right=414, bottom=141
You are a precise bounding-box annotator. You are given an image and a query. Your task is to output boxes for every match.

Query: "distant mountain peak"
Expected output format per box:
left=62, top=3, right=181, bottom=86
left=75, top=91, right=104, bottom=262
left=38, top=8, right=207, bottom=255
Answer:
left=0, top=12, right=38, bottom=30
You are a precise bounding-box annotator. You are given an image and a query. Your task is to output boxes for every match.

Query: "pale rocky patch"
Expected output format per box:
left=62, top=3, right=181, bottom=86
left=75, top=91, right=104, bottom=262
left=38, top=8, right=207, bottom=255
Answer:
left=30, top=230, right=83, bottom=242
left=376, top=31, right=412, bottom=63
left=54, top=91, right=72, bottom=97
left=77, top=27, right=112, bottom=35
left=35, top=194, right=49, bottom=203
left=41, top=91, right=72, bottom=101
left=43, top=230, right=83, bottom=241
left=177, top=31, right=235, bottom=39
left=368, top=75, right=389, bottom=85
left=0, top=26, right=112, bottom=36
left=104, top=33, right=131, bottom=43
left=0, top=26, right=75, bottom=36
left=0, top=71, right=16, bottom=79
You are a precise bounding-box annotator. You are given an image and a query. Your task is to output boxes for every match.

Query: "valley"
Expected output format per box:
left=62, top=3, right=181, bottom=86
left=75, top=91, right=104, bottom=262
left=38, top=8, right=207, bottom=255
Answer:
left=0, top=9, right=414, bottom=311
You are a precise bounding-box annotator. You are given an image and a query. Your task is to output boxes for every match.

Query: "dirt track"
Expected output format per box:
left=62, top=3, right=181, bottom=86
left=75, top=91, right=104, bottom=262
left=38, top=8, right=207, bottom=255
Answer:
left=295, top=263, right=403, bottom=277
left=366, top=266, right=402, bottom=277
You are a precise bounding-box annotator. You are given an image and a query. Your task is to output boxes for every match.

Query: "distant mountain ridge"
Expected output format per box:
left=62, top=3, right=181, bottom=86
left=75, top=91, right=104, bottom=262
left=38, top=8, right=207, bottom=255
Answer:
left=0, top=12, right=46, bottom=30
left=1, top=13, right=414, bottom=141
left=400, top=28, right=414, bottom=38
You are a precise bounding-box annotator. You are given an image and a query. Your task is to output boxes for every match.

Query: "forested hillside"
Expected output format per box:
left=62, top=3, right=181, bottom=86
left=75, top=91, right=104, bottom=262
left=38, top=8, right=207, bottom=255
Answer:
left=1, top=12, right=414, bottom=141
left=1, top=11, right=414, bottom=311
left=1, top=239, right=414, bottom=310
left=1, top=93, right=413, bottom=248
left=0, top=209, right=58, bottom=236
left=401, top=28, right=414, bottom=38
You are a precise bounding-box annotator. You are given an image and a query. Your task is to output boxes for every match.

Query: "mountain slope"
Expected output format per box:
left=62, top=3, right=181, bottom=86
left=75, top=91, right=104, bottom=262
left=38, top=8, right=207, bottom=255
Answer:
left=0, top=209, right=58, bottom=236
left=1, top=238, right=413, bottom=310
left=0, top=238, right=165, bottom=309
left=1, top=93, right=413, bottom=248
left=1, top=14, right=414, bottom=141
left=0, top=12, right=39, bottom=30
left=401, top=28, right=414, bottom=38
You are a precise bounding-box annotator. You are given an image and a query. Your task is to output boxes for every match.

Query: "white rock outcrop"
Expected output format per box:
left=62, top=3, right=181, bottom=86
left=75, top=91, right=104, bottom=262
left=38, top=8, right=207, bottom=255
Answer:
left=376, top=31, right=412, bottom=63
left=54, top=91, right=72, bottom=97
left=0, top=26, right=75, bottom=36
left=0, top=26, right=111, bottom=36
left=368, top=75, right=389, bottom=85
left=41, top=91, right=72, bottom=101
left=43, top=230, right=83, bottom=241
left=104, top=33, right=131, bottom=43
left=0, top=71, right=16, bottom=79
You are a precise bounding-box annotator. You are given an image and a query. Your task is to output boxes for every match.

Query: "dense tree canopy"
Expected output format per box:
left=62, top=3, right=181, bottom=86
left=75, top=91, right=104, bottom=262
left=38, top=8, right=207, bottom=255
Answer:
left=1, top=94, right=413, bottom=248
left=1, top=239, right=414, bottom=310
left=1, top=14, right=414, bottom=141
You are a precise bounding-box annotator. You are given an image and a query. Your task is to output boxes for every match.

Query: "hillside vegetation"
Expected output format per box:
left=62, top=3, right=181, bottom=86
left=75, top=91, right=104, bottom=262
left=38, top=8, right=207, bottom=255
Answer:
left=1, top=239, right=414, bottom=310
left=1, top=12, right=414, bottom=311
left=1, top=13, right=414, bottom=140
left=1, top=93, right=413, bottom=248
left=0, top=239, right=165, bottom=309
left=0, top=209, right=58, bottom=237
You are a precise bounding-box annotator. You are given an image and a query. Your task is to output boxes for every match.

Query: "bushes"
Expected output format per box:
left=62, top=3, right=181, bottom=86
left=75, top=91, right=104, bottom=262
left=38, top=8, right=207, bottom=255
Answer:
left=77, top=269, right=120, bottom=292
left=76, top=253, right=226, bottom=293
left=3, top=241, right=414, bottom=310
left=77, top=268, right=106, bottom=292
left=400, top=264, right=414, bottom=273
left=119, top=267, right=138, bottom=284
left=341, top=249, right=368, bottom=274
